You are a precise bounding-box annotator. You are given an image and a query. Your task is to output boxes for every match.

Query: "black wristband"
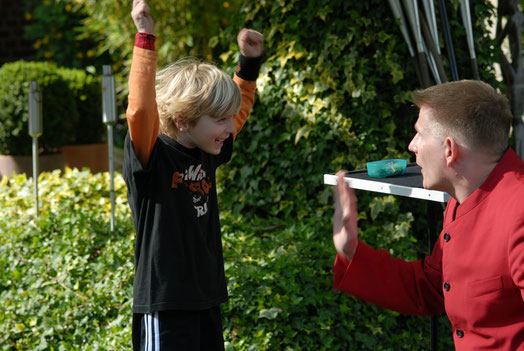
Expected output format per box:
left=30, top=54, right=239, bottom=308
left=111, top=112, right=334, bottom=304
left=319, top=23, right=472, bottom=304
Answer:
left=235, top=55, right=262, bottom=81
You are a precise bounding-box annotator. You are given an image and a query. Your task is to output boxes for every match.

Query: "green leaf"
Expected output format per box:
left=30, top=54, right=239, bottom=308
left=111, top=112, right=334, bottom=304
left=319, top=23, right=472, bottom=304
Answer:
left=259, top=307, right=282, bottom=320
left=294, top=125, right=311, bottom=145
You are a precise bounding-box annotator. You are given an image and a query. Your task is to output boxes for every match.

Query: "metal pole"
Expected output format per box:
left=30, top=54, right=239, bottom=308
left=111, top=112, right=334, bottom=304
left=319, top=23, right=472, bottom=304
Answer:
left=459, top=0, right=480, bottom=79
left=31, top=138, right=39, bottom=217
left=422, top=0, right=441, bottom=55
left=28, top=81, right=42, bottom=218
left=403, top=0, right=431, bottom=87
left=108, top=123, right=115, bottom=231
left=102, top=65, right=117, bottom=232
left=424, top=40, right=442, bottom=84
left=438, top=0, right=459, bottom=81
left=388, top=0, right=425, bottom=87
left=389, top=0, right=416, bottom=57
left=419, top=8, right=448, bottom=83
left=427, top=201, right=443, bottom=351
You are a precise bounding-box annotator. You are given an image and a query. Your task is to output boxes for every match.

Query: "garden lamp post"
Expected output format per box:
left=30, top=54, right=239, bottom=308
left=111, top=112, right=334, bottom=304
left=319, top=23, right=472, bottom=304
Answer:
left=28, top=81, right=42, bottom=217
left=102, top=65, right=117, bottom=232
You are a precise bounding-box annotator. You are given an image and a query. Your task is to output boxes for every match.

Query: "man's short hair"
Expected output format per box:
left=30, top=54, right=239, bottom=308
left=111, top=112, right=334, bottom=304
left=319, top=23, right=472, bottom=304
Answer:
left=413, top=80, right=513, bottom=156
left=155, top=57, right=242, bottom=137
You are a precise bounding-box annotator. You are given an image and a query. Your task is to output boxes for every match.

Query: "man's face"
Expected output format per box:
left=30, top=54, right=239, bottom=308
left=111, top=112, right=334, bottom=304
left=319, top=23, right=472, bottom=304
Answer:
left=408, top=107, right=448, bottom=191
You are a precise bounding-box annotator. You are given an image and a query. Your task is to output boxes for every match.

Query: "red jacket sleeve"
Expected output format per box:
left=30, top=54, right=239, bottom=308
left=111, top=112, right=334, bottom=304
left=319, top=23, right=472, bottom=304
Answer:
left=333, top=239, right=445, bottom=316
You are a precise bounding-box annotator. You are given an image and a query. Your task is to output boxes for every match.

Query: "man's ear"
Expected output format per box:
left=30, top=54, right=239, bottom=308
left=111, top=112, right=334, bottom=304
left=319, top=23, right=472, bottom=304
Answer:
left=444, top=136, right=459, bottom=167
left=173, top=117, right=189, bottom=133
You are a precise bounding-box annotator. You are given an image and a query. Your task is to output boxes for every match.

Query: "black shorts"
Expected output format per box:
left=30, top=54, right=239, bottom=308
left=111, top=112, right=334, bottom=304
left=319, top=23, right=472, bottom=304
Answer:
left=132, top=306, right=225, bottom=351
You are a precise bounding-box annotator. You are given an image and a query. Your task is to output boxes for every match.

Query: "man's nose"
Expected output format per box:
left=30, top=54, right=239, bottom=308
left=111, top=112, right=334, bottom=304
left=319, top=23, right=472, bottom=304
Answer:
left=408, top=137, right=417, bottom=153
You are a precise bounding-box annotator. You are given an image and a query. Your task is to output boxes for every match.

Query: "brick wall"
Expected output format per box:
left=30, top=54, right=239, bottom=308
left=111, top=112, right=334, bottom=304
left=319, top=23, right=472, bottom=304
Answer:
left=0, top=0, right=36, bottom=66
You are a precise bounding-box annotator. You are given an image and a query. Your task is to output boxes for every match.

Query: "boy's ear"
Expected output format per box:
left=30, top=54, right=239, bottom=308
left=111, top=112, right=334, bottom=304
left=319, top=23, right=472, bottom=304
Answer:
left=173, top=117, right=189, bottom=133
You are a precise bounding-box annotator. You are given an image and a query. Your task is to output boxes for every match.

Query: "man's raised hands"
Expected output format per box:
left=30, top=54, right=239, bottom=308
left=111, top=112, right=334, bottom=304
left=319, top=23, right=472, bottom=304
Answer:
left=333, top=171, right=359, bottom=261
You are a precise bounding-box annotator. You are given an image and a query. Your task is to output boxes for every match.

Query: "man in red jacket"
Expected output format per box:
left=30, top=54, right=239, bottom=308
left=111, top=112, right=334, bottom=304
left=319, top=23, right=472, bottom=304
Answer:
left=332, top=80, right=524, bottom=350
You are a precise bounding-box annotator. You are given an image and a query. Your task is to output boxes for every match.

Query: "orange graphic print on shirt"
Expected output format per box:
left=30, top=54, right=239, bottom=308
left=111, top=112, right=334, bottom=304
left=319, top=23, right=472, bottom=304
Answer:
left=171, top=164, right=211, bottom=217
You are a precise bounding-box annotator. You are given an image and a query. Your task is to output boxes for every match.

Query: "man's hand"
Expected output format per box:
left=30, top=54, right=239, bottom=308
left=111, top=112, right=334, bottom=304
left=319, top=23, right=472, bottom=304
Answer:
left=132, top=0, right=154, bottom=34
left=237, top=29, right=264, bottom=58
left=333, top=171, right=359, bottom=261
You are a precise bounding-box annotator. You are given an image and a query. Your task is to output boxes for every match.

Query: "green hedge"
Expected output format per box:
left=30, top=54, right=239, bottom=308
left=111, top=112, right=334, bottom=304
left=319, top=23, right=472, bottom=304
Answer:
left=0, top=170, right=454, bottom=350
left=0, top=170, right=133, bottom=350
left=0, top=61, right=103, bottom=156
left=221, top=209, right=454, bottom=350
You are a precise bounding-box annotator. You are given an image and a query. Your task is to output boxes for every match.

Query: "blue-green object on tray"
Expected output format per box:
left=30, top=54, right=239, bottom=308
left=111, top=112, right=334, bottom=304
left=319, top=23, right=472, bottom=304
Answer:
left=366, top=159, right=407, bottom=178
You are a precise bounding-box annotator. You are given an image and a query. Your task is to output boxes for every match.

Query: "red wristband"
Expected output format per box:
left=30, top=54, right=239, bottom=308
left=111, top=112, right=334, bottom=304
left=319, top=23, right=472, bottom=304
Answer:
left=135, top=33, right=156, bottom=51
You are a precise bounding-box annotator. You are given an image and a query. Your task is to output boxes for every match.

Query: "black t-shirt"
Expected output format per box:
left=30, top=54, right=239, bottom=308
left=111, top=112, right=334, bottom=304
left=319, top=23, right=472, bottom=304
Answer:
left=123, top=132, right=233, bottom=313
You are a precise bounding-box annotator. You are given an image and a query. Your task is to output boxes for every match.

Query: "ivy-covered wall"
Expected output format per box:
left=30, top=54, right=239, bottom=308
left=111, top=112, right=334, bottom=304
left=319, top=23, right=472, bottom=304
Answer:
left=218, top=0, right=499, bottom=219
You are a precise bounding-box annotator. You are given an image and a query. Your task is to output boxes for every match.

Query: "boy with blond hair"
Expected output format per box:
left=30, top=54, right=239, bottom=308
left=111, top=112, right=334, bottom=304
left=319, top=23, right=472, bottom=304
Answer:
left=124, top=1, right=263, bottom=349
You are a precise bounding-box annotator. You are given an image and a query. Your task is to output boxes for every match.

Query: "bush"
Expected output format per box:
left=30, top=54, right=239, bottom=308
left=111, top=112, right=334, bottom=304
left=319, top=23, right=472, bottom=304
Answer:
left=24, top=0, right=111, bottom=71
left=0, top=61, right=103, bottom=156
left=221, top=211, right=450, bottom=350
left=60, top=67, right=104, bottom=145
left=0, top=169, right=134, bottom=350
left=0, top=145, right=455, bottom=348
left=0, top=170, right=454, bottom=350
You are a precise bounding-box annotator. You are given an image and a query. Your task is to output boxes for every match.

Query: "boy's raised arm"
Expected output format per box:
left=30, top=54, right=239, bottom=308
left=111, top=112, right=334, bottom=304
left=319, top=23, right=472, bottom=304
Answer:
left=232, top=29, right=264, bottom=138
left=237, top=29, right=263, bottom=58
left=127, top=0, right=159, bottom=168
left=131, top=0, right=154, bottom=35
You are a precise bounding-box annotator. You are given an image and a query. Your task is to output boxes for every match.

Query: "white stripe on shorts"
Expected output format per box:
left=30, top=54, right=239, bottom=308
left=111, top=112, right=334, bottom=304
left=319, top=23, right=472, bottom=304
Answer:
left=144, top=312, right=160, bottom=351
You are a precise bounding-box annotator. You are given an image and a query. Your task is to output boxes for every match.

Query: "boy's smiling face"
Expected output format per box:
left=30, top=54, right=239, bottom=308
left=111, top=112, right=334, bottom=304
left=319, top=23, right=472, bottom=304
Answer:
left=176, top=114, right=236, bottom=155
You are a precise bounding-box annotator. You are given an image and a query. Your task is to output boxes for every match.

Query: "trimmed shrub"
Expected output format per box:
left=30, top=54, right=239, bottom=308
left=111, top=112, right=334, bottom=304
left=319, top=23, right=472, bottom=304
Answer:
left=0, top=61, right=103, bottom=156
left=60, top=67, right=104, bottom=145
